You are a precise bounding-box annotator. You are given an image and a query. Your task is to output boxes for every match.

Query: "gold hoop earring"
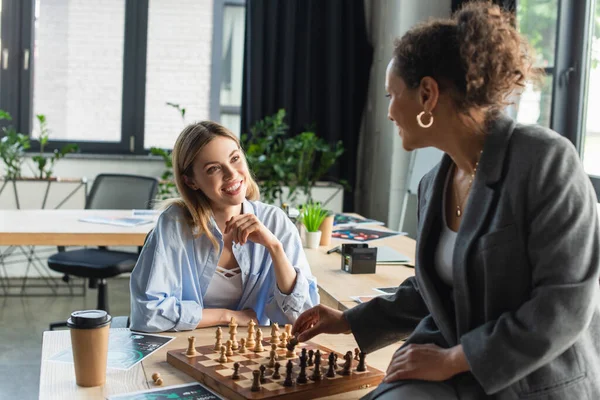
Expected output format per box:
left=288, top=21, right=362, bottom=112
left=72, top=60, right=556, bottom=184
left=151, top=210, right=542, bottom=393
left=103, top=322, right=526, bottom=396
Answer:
left=417, top=111, right=433, bottom=128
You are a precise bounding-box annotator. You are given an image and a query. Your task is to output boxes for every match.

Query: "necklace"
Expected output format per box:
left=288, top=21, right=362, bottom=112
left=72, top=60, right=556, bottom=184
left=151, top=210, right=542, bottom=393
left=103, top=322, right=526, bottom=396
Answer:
left=452, top=151, right=482, bottom=218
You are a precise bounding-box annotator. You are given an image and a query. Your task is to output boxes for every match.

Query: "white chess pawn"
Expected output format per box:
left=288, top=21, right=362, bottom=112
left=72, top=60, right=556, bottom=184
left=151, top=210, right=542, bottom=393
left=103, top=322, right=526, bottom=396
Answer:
left=246, top=320, right=256, bottom=348
left=278, top=331, right=288, bottom=348
left=270, top=323, right=280, bottom=345
left=218, top=345, right=228, bottom=363
left=239, top=337, right=247, bottom=353
left=253, top=328, right=264, bottom=352
left=214, top=327, right=222, bottom=351
left=226, top=339, right=234, bottom=356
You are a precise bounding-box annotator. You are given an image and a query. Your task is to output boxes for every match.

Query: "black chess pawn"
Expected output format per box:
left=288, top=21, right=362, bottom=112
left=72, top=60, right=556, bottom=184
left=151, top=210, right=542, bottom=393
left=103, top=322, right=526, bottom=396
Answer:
left=251, top=370, right=261, bottom=392
left=232, top=362, right=240, bottom=380
left=357, top=352, right=367, bottom=372
left=297, top=351, right=308, bottom=384
left=333, top=353, right=339, bottom=369
left=354, top=347, right=360, bottom=361
left=259, top=365, right=267, bottom=383
left=311, top=350, right=322, bottom=381
left=283, top=360, right=294, bottom=387
left=326, top=352, right=336, bottom=378
left=307, top=349, right=314, bottom=366
left=272, top=362, right=281, bottom=379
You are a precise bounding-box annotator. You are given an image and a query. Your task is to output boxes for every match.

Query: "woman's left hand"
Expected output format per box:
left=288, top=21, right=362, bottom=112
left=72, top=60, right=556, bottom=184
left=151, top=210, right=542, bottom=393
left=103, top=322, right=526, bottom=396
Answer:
left=225, top=214, right=278, bottom=248
left=383, top=343, right=465, bottom=383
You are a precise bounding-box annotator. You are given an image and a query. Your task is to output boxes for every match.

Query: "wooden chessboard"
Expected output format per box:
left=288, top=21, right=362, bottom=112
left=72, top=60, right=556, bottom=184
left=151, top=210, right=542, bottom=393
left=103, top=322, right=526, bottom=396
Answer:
left=166, top=339, right=385, bottom=400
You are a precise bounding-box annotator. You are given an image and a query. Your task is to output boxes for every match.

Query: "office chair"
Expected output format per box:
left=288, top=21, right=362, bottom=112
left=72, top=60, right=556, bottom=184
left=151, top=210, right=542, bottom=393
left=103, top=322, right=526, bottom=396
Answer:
left=48, top=174, right=158, bottom=330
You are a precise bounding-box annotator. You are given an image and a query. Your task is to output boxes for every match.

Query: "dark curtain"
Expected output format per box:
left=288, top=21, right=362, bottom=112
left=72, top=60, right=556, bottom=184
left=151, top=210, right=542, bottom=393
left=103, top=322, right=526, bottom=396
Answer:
left=452, top=0, right=516, bottom=13
left=241, top=0, right=373, bottom=212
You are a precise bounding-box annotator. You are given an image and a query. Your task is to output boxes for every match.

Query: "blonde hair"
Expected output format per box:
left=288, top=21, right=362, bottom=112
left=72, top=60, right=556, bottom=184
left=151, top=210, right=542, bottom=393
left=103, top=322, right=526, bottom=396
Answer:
left=161, top=121, right=260, bottom=251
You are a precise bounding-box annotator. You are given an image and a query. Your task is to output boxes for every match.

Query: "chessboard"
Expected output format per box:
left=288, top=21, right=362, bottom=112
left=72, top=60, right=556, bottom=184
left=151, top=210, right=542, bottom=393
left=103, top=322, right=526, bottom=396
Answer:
left=167, top=339, right=385, bottom=400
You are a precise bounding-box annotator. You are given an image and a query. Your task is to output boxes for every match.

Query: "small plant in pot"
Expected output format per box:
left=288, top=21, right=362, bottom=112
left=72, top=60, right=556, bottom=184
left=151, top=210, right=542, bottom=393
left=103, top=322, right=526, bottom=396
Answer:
left=298, top=202, right=328, bottom=249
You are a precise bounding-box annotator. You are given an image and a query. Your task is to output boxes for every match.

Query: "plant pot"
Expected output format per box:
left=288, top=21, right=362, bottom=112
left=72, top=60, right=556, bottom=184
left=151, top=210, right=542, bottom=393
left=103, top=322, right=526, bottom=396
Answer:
left=319, top=215, right=334, bottom=246
left=305, top=231, right=322, bottom=249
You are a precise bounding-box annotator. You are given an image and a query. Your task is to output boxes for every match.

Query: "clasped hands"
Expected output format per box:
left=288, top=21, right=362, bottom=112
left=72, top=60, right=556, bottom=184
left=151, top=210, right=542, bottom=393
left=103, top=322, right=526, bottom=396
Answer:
left=292, top=304, right=469, bottom=384
left=224, top=214, right=278, bottom=249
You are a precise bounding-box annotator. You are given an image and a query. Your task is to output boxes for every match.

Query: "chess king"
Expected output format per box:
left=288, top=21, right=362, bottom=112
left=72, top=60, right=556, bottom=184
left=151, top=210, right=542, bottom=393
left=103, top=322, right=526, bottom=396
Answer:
left=129, top=121, right=319, bottom=332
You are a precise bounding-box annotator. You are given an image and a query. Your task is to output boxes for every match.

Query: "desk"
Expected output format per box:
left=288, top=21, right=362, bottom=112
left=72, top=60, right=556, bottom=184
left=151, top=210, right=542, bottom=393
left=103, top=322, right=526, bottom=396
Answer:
left=40, top=328, right=401, bottom=400
left=0, top=210, right=154, bottom=246
left=305, top=233, right=416, bottom=311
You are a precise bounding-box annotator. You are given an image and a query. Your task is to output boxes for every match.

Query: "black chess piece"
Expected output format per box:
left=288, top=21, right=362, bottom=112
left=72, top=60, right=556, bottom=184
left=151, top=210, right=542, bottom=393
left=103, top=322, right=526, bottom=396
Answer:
left=283, top=360, right=294, bottom=387
left=251, top=370, right=261, bottom=392
left=357, top=352, right=366, bottom=372
left=311, top=350, right=322, bottom=381
left=259, top=364, right=267, bottom=383
left=339, top=351, right=352, bottom=376
left=307, top=349, right=314, bottom=366
left=333, top=353, right=339, bottom=369
left=354, top=347, right=360, bottom=361
left=272, top=362, right=281, bottom=379
left=232, top=362, right=240, bottom=380
left=326, top=353, right=336, bottom=378
left=297, top=351, right=308, bottom=384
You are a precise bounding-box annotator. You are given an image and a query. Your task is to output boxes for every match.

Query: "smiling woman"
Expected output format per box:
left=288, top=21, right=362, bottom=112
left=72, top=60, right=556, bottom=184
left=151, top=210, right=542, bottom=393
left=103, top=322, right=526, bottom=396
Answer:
left=129, top=121, right=319, bottom=333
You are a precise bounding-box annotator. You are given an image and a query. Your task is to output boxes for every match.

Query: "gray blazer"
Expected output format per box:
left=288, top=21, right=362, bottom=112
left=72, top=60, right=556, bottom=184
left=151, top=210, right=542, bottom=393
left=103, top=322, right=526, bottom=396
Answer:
left=344, top=115, right=600, bottom=399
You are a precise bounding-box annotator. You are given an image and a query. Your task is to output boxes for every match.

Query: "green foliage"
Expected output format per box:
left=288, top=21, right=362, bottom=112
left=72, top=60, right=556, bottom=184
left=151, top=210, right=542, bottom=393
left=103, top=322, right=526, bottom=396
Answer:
left=166, top=102, right=186, bottom=120
left=242, top=109, right=346, bottom=205
left=298, top=202, right=328, bottom=232
left=0, top=110, right=31, bottom=179
left=31, top=114, right=78, bottom=179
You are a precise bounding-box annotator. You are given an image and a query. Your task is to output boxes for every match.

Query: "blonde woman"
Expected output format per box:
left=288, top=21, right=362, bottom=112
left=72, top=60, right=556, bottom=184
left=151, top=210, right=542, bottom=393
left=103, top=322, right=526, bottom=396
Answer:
left=130, top=121, right=319, bottom=332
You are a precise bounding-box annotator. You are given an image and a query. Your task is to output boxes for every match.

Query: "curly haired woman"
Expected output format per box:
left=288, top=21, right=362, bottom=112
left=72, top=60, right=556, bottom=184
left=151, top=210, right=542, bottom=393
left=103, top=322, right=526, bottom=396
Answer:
left=293, top=2, right=600, bottom=399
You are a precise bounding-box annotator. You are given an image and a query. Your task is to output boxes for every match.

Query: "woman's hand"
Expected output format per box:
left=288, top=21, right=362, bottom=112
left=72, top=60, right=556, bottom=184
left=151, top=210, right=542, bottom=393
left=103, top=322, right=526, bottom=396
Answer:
left=292, top=304, right=351, bottom=342
left=383, top=343, right=469, bottom=383
left=228, top=308, right=257, bottom=326
left=225, top=214, right=278, bottom=248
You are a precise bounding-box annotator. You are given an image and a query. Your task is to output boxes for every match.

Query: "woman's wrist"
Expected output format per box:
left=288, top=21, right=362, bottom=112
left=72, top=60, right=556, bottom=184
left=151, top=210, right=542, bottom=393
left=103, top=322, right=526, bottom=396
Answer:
left=265, top=237, right=283, bottom=254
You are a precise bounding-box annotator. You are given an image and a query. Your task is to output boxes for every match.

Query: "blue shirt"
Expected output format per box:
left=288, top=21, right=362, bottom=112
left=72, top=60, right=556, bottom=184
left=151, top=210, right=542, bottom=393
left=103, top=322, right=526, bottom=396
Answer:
left=129, top=199, right=319, bottom=332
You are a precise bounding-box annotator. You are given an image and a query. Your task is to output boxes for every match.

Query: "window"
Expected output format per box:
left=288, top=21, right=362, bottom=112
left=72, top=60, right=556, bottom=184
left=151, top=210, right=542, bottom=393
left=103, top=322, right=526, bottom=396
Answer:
left=582, top=0, right=600, bottom=178
left=1, top=0, right=246, bottom=154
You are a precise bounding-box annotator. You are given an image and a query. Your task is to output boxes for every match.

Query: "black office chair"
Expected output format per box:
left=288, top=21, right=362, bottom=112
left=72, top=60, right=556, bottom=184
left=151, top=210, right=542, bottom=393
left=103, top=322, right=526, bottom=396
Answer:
left=48, top=174, right=158, bottom=330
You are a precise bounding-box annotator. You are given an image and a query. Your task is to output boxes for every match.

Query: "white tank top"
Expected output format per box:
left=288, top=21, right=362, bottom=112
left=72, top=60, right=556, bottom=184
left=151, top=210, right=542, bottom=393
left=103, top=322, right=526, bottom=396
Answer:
left=434, top=168, right=458, bottom=287
left=203, top=266, right=243, bottom=309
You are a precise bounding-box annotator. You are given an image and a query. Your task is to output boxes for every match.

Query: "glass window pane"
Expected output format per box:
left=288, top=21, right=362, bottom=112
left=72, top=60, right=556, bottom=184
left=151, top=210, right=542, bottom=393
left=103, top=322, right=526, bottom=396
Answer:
left=517, top=0, right=559, bottom=68
left=32, top=0, right=125, bottom=142
left=514, top=74, right=553, bottom=128
left=220, top=5, right=245, bottom=107
left=220, top=113, right=240, bottom=137
left=582, top=0, right=600, bottom=176
left=144, top=0, right=213, bottom=150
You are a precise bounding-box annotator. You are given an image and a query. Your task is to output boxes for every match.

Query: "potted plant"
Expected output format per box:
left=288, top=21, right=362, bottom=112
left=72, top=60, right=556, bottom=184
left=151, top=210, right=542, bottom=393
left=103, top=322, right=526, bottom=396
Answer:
left=0, top=110, right=30, bottom=179
left=298, top=202, right=328, bottom=249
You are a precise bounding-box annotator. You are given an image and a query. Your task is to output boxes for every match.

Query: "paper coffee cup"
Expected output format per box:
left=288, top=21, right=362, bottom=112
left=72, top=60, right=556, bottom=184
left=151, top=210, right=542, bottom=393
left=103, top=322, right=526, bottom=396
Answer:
left=67, top=310, right=112, bottom=387
left=319, top=215, right=334, bottom=246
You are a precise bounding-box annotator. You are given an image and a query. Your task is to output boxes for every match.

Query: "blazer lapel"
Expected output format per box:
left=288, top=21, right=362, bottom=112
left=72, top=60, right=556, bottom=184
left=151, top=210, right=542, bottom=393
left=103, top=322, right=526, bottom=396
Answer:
left=452, top=114, right=516, bottom=336
left=416, top=154, right=458, bottom=345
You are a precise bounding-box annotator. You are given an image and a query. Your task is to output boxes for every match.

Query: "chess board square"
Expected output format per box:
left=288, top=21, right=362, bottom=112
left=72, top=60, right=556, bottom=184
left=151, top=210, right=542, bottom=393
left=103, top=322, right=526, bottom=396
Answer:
left=354, top=369, right=369, bottom=374
left=199, top=360, right=220, bottom=367
left=228, top=355, right=248, bottom=362
left=241, top=372, right=255, bottom=380
left=204, top=352, right=221, bottom=360
left=325, top=374, right=343, bottom=380
left=243, top=353, right=262, bottom=359
left=221, top=362, right=236, bottom=369
left=183, top=351, right=203, bottom=358
left=263, top=382, right=282, bottom=391
left=239, top=359, right=258, bottom=367
left=216, top=368, right=234, bottom=377
left=234, top=380, right=253, bottom=389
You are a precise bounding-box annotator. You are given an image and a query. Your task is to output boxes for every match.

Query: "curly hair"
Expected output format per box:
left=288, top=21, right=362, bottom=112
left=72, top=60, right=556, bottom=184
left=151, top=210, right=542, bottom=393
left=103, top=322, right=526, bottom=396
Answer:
left=392, top=1, right=536, bottom=115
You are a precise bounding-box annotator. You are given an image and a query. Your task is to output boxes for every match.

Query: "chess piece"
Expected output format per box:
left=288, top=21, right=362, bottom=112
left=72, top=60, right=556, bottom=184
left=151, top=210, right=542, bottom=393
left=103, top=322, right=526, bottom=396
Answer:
left=239, top=337, right=247, bottom=353
left=226, top=339, right=234, bottom=356
left=354, top=347, right=360, bottom=361
left=272, top=362, right=281, bottom=379
left=155, top=377, right=163, bottom=386
left=296, top=349, right=308, bottom=384
left=286, top=337, right=297, bottom=358
left=307, top=349, right=314, bottom=366
left=247, top=319, right=256, bottom=348
left=357, top=352, right=367, bottom=372
left=186, top=336, right=197, bottom=356
left=311, top=350, right=322, bottom=381
left=333, top=353, right=339, bottom=369
left=253, top=329, right=264, bottom=352
left=270, top=322, right=280, bottom=345
left=151, top=372, right=161, bottom=382
left=229, top=317, right=239, bottom=350
left=232, top=362, right=240, bottom=380
left=283, top=360, right=294, bottom=387
left=259, top=365, right=267, bottom=383
left=218, top=345, right=228, bottom=363
left=284, top=323, right=293, bottom=338
left=214, top=327, right=223, bottom=351
left=339, top=351, right=352, bottom=375
left=278, top=331, right=288, bottom=348
left=268, top=344, right=278, bottom=367
left=326, top=353, right=336, bottom=377
left=251, top=370, right=261, bottom=392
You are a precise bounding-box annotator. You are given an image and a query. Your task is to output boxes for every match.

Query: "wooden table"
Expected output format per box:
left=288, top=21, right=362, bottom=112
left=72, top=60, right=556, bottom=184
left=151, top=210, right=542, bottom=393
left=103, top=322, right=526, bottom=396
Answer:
left=304, top=230, right=416, bottom=311
left=40, top=328, right=401, bottom=400
left=0, top=210, right=154, bottom=246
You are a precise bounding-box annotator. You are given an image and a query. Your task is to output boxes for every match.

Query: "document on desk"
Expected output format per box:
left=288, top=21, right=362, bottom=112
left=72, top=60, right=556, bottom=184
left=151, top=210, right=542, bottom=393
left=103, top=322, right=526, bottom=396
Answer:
left=375, top=246, right=411, bottom=264
left=79, top=216, right=154, bottom=227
